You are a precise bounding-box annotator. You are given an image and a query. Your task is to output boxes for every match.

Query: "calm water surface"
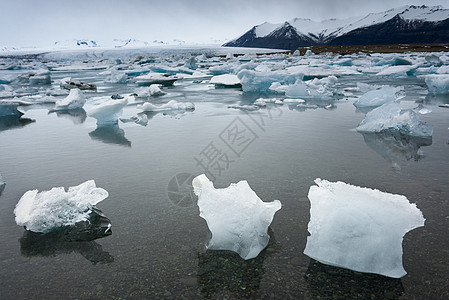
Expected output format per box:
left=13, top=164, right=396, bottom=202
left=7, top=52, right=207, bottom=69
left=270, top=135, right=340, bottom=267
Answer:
left=0, top=50, right=448, bottom=299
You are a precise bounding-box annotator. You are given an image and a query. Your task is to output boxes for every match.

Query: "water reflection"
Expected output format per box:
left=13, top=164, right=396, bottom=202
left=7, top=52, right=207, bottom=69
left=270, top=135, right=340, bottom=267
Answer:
left=361, top=131, right=432, bottom=168
left=89, top=124, right=131, bottom=147
left=197, top=230, right=276, bottom=299
left=51, top=108, right=87, bottom=124
left=305, top=259, right=404, bottom=299
left=19, top=230, right=114, bottom=265
left=0, top=115, right=35, bottom=132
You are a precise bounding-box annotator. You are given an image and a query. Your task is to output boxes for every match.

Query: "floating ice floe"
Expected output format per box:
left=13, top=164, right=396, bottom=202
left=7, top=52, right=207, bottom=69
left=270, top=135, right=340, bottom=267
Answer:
left=376, top=65, right=417, bottom=77
left=304, top=178, right=425, bottom=278
left=135, top=73, right=179, bottom=86
left=424, top=74, right=449, bottom=95
left=52, top=88, right=86, bottom=111
left=0, top=102, right=23, bottom=117
left=60, top=77, right=97, bottom=90
left=354, top=86, right=405, bottom=108
left=14, top=180, right=111, bottom=241
left=237, top=69, right=298, bottom=93
left=192, top=174, right=281, bottom=260
left=356, top=102, right=433, bottom=138
left=87, top=98, right=128, bottom=126
left=134, top=84, right=166, bottom=98
left=209, top=74, right=241, bottom=88
left=137, top=100, right=194, bottom=112
left=285, top=76, right=338, bottom=100
left=16, top=69, right=51, bottom=85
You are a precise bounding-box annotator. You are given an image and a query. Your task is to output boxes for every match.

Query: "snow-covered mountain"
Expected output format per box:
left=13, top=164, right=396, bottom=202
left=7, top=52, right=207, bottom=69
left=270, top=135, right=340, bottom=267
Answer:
left=224, top=5, right=449, bottom=49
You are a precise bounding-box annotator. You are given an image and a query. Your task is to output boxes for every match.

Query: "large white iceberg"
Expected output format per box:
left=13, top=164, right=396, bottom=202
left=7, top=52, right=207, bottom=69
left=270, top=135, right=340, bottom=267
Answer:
left=354, top=86, right=404, bottom=108
left=424, top=74, right=449, bottom=95
left=14, top=180, right=110, bottom=235
left=52, top=88, right=86, bottom=111
left=87, top=98, right=128, bottom=126
left=192, top=174, right=281, bottom=260
left=356, top=102, right=433, bottom=137
left=137, top=100, right=194, bottom=112
left=304, top=178, right=425, bottom=278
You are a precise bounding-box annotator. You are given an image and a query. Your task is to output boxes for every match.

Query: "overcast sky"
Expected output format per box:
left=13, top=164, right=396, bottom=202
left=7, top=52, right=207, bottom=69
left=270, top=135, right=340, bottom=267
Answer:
left=2, top=0, right=448, bottom=47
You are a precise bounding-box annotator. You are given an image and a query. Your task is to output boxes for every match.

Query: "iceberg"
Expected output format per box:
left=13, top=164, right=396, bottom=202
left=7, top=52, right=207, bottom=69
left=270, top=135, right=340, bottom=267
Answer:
left=0, top=173, right=5, bottom=194
left=17, top=69, right=51, bottom=85
left=376, top=65, right=417, bottom=77
left=192, top=174, right=281, bottom=260
left=285, top=76, right=338, bottom=100
left=60, top=77, right=97, bottom=90
left=356, top=102, right=433, bottom=137
left=237, top=69, right=298, bottom=93
left=134, top=84, right=166, bottom=98
left=52, top=88, right=86, bottom=111
left=424, top=74, right=449, bottom=95
left=354, top=86, right=404, bottom=108
left=14, top=180, right=112, bottom=241
left=87, top=98, right=128, bottom=126
left=137, top=100, right=194, bottom=112
left=209, top=74, right=241, bottom=88
left=0, top=102, right=23, bottom=117
left=304, top=178, right=425, bottom=278
left=135, top=73, right=179, bottom=86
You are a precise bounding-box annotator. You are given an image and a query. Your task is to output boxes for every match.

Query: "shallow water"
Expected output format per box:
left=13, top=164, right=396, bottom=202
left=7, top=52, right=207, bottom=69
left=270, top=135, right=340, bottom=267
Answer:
left=0, top=48, right=449, bottom=299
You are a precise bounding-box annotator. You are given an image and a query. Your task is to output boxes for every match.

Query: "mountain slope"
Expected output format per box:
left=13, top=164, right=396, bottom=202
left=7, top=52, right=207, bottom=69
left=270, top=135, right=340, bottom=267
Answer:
left=223, top=5, right=449, bottom=49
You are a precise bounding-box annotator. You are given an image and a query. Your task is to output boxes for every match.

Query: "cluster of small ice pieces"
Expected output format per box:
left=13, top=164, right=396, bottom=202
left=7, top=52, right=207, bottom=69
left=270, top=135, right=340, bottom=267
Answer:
left=14, top=180, right=111, bottom=240
left=192, top=174, right=282, bottom=260
left=304, top=178, right=425, bottom=278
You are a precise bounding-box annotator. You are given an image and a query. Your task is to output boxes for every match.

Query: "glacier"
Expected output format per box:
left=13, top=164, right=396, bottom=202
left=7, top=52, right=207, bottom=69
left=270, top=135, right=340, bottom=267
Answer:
left=14, top=180, right=111, bottom=240
left=356, top=102, right=433, bottom=138
left=304, top=178, right=425, bottom=278
left=192, top=174, right=281, bottom=260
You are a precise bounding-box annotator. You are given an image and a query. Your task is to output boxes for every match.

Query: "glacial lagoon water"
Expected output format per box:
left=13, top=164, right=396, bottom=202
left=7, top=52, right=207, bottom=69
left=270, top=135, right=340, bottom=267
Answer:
left=0, top=47, right=449, bottom=299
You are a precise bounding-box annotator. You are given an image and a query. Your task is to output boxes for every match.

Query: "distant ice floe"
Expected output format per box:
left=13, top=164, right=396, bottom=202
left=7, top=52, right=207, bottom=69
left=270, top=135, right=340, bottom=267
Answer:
left=237, top=69, right=299, bottom=93
left=16, top=69, right=51, bottom=85
left=137, top=100, right=194, bottom=112
left=376, top=65, right=418, bottom=77
left=304, top=178, right=425, bottom=278
left=192, top=174, right=281, bottom=260
left=60, top=77, right=97, bottom=90
left=285, top=76, right=338, bottom=100
left=209, top=74, right=242, bottom=88
left=87, top=98, right=128, bottom=126
left=424, top=74, right=449, bottom=94
left=135, top=73, right=179, bottom=86
left=14, top=180, right=112, bottom=241
left=52, top=88, right=86, bottom=111
left=356, top=102, right=433, bottom=138
left=354, top=86, right=405, bottom=108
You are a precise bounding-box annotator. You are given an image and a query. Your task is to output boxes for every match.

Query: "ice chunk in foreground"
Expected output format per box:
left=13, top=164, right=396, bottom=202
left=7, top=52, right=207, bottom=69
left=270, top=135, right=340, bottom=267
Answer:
left=354, top=86, right=405, bottom=108
left=356, top=102, right=433, bottom=138
left=304, top=179, right=425, bottom=278
left=192, top=174, right=281, bottom=260
left=425, top=74, right=449, bottom=95
left=52, top=88, right=86, bottom=111
left=137, top=100, right=194, bottom=112
left=87, top=98, right=128, bottom=126
left=14, top=180, right=111, bottom=240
